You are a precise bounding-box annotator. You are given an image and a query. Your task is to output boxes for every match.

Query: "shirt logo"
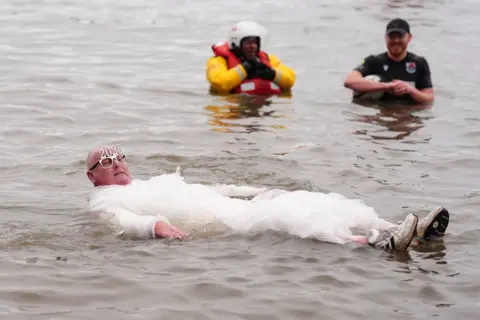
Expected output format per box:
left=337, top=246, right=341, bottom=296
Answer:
left=406, top=62, right=416, bottom=74
left=383, top=64, right=389, bottom=71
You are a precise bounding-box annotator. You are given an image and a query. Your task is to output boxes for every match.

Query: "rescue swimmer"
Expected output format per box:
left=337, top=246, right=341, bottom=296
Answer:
left=206, top=21, right=296, bottom=96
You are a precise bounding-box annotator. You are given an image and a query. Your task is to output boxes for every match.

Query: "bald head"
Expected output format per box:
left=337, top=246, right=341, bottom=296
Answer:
left=86, top=147, right=104, bottom=171
left=86, top=145, right=132, bottom=187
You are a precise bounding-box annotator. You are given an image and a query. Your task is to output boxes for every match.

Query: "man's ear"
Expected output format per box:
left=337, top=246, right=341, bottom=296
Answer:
left=87, top=171, right=95, bottom=184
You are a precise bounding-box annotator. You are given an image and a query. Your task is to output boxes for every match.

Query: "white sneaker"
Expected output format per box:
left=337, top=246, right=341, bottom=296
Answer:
left=368, top=213, right=418, bottom=251
left=416, top=207, right=449, bottom=240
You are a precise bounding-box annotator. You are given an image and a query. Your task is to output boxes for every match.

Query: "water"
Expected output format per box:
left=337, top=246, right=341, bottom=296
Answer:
left=1, top=0, right=479, bottom=318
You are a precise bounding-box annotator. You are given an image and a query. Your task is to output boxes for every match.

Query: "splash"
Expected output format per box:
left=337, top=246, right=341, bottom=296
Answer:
left=88, top=170, right=383, bottom=244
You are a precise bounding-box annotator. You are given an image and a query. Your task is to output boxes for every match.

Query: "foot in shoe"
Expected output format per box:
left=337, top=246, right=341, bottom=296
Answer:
left=368, top=213, right=419, bottom=251
left=417, top=207, right=449, bottom=240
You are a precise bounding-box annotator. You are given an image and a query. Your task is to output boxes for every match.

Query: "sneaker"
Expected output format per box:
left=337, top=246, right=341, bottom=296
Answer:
left=417, top=206, right=449, bottom=240
left=367, top=213, right=418, bottom=251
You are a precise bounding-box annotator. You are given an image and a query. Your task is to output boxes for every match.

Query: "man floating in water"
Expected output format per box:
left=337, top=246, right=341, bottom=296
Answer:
left=85, top=145, right=449, bottom=251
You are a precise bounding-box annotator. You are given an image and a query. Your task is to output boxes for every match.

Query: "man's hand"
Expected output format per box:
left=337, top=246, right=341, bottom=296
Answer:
left=154, top=221, right=185, bottom=239
left=241, top=58, right=262, bottom=78
left=251, top=61, right=276, bottom=81
left=378, top=82, right=395, bottom=92
left=390, top=80, right=414, bottom=96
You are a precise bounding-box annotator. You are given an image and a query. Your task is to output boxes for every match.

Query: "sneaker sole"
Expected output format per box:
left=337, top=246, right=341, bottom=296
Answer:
left=423, top=207, right=449, bottom=239
left=396, top=214, right=418, bottom=251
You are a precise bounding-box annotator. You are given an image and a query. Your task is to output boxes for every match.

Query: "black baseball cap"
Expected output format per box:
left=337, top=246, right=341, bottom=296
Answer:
left=386, top=18, right=410, bottom=35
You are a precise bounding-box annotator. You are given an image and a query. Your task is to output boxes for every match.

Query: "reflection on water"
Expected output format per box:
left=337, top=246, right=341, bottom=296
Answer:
left=204, top=95, right=290, bottom=133
left=376, top=239, right=448, bottom=265
left=348, top=100, right=433, bottom=141
left=412, top=239, right=447, bottom=256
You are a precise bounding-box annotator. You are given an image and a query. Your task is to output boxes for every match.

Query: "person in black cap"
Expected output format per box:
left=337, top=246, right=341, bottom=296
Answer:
left=343, top=18, right=434, bottom=105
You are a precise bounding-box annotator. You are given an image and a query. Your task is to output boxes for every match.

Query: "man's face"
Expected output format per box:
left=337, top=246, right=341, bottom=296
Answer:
left=385, top=31, right=412, bottom=58
left=86, top=145, right=132, bottom=187
left=241, top=37, right=259, bottom=60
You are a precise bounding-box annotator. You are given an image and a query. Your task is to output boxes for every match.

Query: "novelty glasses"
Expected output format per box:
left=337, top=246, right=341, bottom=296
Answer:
left=89, top=153, right=127, bottom=171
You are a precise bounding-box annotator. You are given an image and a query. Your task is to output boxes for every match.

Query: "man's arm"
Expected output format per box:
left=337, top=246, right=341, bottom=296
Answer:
left=401, top=86, right=434, bottom=104
left=391, top=58, right=434, bottom=104
left=206, top=56, right=248, bottom=94
left=268, top=54, right=296, bottom=91
left=344, top=56, right=393, bottom=93
left=344, top=70, right=393, bottom=93
left=93, top=206, right=184, bottom=239
left=411, top=57, right=434, bottom=104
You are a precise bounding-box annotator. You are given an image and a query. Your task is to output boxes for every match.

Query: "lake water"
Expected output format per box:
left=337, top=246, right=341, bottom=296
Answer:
left=1, top=0, right=479, bottom=319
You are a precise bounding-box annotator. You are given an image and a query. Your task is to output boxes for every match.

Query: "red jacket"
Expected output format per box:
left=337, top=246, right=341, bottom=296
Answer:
left=211, top=42, right=282, bottom=95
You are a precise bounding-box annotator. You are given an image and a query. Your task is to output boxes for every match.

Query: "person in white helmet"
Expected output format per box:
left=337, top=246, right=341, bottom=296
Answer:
left=206, top=21, right=296, bottom=96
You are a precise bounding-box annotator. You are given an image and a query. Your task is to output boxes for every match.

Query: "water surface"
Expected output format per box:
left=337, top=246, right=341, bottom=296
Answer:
left=1, top=0, right=479, bottom=319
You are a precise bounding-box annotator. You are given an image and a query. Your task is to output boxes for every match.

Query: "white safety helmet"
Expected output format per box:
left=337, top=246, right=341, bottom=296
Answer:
left=227, top=21, right=268, bottom=49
